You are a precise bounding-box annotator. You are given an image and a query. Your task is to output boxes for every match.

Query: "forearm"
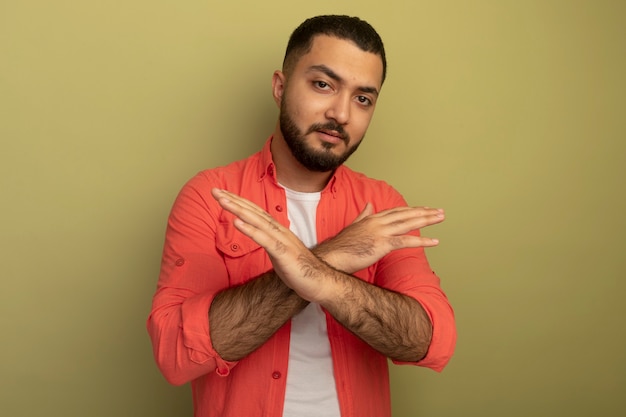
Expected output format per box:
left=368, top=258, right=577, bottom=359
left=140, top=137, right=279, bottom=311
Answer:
left=209, top=271, right=309, bottom=361
left=210, top=189, right=437, bottom=362
left=320, top=271, right=433, bottom=362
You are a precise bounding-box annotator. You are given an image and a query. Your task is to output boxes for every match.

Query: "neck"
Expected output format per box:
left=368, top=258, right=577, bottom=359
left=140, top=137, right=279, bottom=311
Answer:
left=270, top=124, right=334, bottom=193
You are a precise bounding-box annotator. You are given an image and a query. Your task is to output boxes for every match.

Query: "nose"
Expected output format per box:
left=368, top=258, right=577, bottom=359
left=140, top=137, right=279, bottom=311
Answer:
left=325, top=94, right=351, bottom=125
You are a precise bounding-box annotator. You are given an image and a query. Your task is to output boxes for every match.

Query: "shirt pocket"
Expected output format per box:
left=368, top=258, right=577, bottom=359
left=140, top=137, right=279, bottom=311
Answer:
left=215, top=219, right=271, bottom=286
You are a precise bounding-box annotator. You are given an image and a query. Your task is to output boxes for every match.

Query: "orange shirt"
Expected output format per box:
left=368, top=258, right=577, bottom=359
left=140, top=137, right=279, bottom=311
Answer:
left=147, top=137, right=456, bottom=417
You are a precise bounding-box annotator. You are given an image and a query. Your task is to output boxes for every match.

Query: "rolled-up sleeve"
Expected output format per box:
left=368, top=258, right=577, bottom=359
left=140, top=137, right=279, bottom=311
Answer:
left=376, top=244, right=457, bottom=372
left=146, top=174, right=237, bottom=385
left=372, top=191, right=457, bottom=372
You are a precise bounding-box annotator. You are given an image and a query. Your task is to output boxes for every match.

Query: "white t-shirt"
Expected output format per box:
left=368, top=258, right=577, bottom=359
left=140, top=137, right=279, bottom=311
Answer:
left=281, top=186, right=341, bottom=417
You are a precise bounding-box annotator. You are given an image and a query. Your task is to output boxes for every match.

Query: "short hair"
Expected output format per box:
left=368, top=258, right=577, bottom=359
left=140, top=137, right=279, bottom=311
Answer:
left=282, top=15, right=387, bottom=83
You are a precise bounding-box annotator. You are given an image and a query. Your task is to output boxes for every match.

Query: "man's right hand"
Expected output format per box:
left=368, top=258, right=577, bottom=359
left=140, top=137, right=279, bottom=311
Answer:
left=313, top=202, right=445, bottom=274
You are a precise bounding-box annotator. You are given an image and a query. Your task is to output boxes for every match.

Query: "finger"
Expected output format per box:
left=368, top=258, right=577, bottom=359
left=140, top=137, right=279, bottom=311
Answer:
left=352, top=202, right=374, bottom=223
left=229, top=202, right=281, bottom=233
left=369, top=206, right=442, bottom=222
left=390, top=235, right=441, bottom=249
left=211, top=188, right=269, bottom=218
left=375, top=208, right=445, bottom=235
left=212, top=188, right=278, bottom=224
left=212, top=191, right=283, bottom=237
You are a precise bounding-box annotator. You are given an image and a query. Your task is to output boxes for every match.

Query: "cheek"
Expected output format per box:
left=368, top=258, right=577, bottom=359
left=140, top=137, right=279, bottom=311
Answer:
left=291, top=89, right=329, bottom=117
left=349, top=112, right=374, bottom=136
left=300, top=99, right=326, bottom=119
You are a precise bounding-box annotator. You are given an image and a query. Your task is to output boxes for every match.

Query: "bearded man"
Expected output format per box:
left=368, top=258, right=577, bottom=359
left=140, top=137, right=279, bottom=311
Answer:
left=147, top=14, right=456, bottom=417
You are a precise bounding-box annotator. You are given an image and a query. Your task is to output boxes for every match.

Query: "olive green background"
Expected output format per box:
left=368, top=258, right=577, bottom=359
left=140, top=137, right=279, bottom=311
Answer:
left=1, top=1, right=624, bottom=416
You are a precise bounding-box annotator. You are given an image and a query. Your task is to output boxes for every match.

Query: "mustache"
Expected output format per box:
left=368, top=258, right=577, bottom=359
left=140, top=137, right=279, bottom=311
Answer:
left=306, top=122, right=349, bottom=142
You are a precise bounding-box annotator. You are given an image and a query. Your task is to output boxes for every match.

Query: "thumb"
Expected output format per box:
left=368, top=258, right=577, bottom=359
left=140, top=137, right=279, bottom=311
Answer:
left=352, top=202, right=374, bottom=223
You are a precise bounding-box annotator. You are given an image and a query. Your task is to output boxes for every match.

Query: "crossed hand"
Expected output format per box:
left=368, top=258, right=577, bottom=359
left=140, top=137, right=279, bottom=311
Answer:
left=211, top=188, right=445, bottom=303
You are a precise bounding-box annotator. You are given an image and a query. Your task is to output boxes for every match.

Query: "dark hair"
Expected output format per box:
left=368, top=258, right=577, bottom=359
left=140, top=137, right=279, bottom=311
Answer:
left=283, top=15, right=387, bottom=83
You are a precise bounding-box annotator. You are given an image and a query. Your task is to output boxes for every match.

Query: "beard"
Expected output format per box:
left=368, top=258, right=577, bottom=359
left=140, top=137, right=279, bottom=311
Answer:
left=279, top=98, right=363, bottom=172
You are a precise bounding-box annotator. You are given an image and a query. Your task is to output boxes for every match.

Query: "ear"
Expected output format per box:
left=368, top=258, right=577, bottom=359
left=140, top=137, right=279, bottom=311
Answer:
left=272, top=70, right=286, bottom=108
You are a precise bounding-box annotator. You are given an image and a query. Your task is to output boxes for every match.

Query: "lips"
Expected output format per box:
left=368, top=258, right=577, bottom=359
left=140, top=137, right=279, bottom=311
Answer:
left=318, top=129, right=345, bottom=141
left=315, top=131, right=344, bottom=146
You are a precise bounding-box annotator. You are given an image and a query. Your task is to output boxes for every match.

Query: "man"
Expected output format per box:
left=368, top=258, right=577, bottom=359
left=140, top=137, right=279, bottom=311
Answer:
left=147, top=15, right=456, bottom=417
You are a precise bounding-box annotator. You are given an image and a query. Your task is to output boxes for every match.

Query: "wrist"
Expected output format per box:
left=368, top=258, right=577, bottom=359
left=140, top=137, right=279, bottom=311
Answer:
left=307, top=260, right=348, bottom=305
left=312, top=242, right=350, bottom=274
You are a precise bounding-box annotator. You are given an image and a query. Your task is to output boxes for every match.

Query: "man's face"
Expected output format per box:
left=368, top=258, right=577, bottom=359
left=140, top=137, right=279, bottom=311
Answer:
left=277, top=35, right=384, bottom=172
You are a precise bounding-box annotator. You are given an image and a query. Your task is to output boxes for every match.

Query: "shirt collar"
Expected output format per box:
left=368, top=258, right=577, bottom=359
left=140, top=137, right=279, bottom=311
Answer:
left=258, top=136, right=277, bottom=183
left=258, top=135, right=340, bottom=196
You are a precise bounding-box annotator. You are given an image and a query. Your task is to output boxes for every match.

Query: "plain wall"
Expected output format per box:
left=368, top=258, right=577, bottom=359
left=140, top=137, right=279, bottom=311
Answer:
left=1, top=1, right=624, bottom=416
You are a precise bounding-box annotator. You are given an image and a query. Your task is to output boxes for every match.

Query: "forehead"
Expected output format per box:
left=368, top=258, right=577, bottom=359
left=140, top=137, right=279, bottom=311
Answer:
left=293, top=35, right=384, bottom=88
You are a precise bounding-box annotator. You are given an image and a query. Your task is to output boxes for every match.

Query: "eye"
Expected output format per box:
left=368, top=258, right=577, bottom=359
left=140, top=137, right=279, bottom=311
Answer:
left=356, top=95, right=372, bottom=106
left=314, top=80, right=330, bottom=90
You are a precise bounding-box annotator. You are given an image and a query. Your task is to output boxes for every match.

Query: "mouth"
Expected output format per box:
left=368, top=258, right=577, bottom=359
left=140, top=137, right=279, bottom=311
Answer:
left=316, top=128, right=346, bottom=144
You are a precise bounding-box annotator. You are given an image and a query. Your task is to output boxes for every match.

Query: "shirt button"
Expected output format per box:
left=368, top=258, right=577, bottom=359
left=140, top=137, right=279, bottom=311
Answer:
left=275, top=205, right=283, bottom=212
left=174, top=258, right=185, bottom=266
left=272, top=371, right=281, bottom=379
left=231, top=244, right=239, bottom=251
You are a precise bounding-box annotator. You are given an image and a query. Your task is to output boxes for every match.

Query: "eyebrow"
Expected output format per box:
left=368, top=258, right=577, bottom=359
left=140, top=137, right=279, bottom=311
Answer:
left=307, top=64, right=380, bottom=97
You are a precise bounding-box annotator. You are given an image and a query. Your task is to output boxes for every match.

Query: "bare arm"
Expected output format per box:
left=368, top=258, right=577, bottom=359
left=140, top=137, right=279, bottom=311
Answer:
left=312, top=203, right=437, bottom=360
left=209, top=271, right=308, bottom=361
left=317, top=267, right=432, bottom=361
left=212, top=188, right=444, bottom=362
